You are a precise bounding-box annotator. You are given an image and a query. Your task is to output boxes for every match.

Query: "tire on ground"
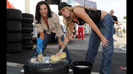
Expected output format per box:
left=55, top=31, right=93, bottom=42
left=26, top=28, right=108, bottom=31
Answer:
left=24, top=59, right=69, bottom=74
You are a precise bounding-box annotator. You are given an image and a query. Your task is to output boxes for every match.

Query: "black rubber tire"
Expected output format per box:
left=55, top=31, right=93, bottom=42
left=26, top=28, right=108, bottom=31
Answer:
left=22, top=13, right=34, bottom=19
left=7, top=42, right=23, bottom=53
left=22, top=22, right=33, bottom=28
left=22, top=27, right=33, bottom=33
left=22, top=37, right=33, bottom=41
left=7, top=32, right=22, bottom=43
left=22, top=44, right=33, bottom=50
left=7, top=8, right=22, bottom=21
left=24, top=59, right=69, bottom=74
left=22, top=32, right=33, bottom=42
left=22, top=33, right=32, bottom=37
left=22, top=13, right=34, bottom=23
left=22, top=40, right=34, bottom=46
left=7, top=20, right=22, bottom=32
left=22, top=17, right=33, bottom=23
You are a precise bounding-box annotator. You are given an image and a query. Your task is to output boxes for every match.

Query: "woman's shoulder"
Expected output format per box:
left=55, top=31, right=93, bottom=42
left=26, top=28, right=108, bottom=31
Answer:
left=73, top=6, right=83, bottom=11
left=49, top=12, right=60, bottom=23
left=73, top=6, right=85, bottom=16
left=51, top=12, right=58, bottom=17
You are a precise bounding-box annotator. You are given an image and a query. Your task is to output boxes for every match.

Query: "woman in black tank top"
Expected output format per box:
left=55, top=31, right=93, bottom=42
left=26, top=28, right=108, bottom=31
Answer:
left=57, top=2, right=114, bottom=74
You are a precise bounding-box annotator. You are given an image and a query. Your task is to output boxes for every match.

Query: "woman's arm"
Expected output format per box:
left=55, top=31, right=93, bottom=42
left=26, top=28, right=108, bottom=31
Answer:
left=73, top=7, right=108, bottom=47
left=34, top=22, right=44, bottom=39
left=39, top=32, right=44, bottom=39
left=60, top=22, right=75, bottom=50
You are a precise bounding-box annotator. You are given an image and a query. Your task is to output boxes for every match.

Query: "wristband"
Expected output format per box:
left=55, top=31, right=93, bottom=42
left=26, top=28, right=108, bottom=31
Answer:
left=60, top=49, right=63, bottom=52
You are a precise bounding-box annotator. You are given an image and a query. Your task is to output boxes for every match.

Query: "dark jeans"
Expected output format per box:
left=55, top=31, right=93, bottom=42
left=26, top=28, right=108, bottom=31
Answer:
left=85, top=14, right=114, bottom=74
left=32, top=32, right=72, bottom=64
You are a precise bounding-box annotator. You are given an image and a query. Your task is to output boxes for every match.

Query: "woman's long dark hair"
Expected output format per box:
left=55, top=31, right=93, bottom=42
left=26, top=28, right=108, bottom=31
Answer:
left=35, top=1, right=52, bottom=24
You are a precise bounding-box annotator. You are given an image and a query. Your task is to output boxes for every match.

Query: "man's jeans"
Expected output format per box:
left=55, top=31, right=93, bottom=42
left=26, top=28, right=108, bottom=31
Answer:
left=85, top=14, right=114, bottom=74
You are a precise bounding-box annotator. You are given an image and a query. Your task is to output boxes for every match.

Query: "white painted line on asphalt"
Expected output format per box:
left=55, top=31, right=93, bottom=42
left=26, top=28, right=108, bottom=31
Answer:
left=7, top=62, right=24, bottom=67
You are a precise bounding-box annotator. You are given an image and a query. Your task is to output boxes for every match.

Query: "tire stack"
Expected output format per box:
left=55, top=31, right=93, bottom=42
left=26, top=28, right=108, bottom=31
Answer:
left=7, top=8, right=23, bottom=53
left=21, top=13, right=34, bottom=50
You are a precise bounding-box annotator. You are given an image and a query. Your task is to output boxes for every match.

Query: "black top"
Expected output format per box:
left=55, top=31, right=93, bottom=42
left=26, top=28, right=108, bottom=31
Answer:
left=72, top=8, right=101, bottom=26
left=111, top=15, right=118, bottom=21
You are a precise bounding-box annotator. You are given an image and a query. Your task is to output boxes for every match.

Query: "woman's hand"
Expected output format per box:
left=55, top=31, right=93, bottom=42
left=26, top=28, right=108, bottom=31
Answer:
left=56, top=51, right=63, bottom=56
left=101, top=36, right=108, bottom=47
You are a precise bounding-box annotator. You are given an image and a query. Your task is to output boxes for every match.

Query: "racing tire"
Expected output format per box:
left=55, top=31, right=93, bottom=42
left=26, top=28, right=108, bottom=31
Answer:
left=22, top=22, right=33, bottom=28
left=7, top=8, right=22, bottom=21
left=7, top=20, right=22, bottom=32
left=22, top=40, right=34, bottom=46
left=22, top=13, right=34, bottom=23
left=7, top=42, right=23, bottom=53
left=22, top=37, right=33, bottom=41
left=22, top=27, right=33, bottom=33
left=22, top=44, right=33, bottom=50
left=24, top=59, right=69, bottom=74
left=22, top=13, right=33, bottom=19
left=22, top=17, right=33, bottom=23
left=7, top=32, right=22, bottom=43
left=22, top=33, right=32, bottom=38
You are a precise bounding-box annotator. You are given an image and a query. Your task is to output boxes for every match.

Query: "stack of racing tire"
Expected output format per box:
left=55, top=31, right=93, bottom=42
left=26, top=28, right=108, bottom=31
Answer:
left=21, top=13, right=34, bottom=50
left=7, top=8, right=23, bottom=53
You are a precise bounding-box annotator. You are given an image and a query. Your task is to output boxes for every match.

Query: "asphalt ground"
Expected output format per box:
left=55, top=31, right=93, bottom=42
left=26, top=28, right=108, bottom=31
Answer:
left=7, top=33, right=126, bottom=74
